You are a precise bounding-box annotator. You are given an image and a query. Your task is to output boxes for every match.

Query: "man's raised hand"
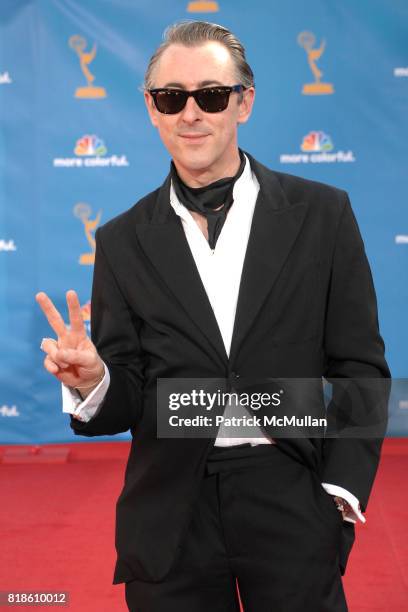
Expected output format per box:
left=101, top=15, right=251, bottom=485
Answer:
left=36, top=289, right=104, bottom=391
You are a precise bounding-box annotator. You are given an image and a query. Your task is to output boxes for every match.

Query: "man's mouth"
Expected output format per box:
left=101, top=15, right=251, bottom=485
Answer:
left=179, top=133, right=210, bottom=140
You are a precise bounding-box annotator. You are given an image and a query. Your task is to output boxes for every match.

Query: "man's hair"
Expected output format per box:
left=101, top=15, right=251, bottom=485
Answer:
left=143, top=20, right=255, bottom=91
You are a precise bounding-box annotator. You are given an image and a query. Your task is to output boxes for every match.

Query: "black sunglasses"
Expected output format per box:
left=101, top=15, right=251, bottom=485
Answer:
left=148, top=84, right=245, bottom=114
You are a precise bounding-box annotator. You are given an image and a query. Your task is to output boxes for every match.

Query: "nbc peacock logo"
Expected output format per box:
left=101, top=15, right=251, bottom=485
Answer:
left=301, top=131, right=333, bottom=152
left=280, top=130, right=355, bottom=164
left=53, top=134, right=129, bottom=168
left=74, top=134, right=107, bottom=156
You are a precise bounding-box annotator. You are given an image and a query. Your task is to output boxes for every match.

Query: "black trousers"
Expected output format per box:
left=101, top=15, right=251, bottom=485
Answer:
left=125, top=444, right=348, bottom=611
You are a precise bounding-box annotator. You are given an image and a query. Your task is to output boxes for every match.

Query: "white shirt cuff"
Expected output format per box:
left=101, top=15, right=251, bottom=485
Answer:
left=321, top=482, right=366, bottom=524
left=61, top=362, right=110, bottom=423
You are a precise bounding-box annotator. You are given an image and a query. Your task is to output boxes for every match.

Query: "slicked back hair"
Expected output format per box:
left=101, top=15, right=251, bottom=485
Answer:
left=143, top=20, right=255, bottom=93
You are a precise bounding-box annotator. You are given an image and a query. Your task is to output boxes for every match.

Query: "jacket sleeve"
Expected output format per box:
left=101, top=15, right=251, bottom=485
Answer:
left=321, top=192, right=391, bottom=512
left=69, top=228, right=145, bottom=437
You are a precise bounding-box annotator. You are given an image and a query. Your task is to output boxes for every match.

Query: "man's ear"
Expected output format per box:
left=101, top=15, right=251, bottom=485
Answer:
left=144, top=90, right=159, bottom=128
left=237, top=87, right=255, bottom=125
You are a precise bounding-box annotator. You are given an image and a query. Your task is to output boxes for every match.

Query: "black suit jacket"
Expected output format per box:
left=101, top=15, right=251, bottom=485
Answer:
left=70, top=152, right=390, bottom=583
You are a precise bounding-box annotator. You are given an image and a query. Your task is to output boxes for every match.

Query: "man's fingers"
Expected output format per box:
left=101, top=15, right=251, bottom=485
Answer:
left=40, top=338, right=69, bottom=368
left=66, top=290, right=87, bottom=336
left=40, top=335, right=98, bottom=370
left=36, top=292, right=67, bottom=338
left=44, top=355, right=60, bottom=375
left=40, top=337, right=57, bottom=352
left=51, top=347, right=97, bottom=369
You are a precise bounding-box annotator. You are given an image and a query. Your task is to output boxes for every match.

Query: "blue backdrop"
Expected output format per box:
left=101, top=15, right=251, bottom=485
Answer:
left=0, top=0, right=407, bottom=443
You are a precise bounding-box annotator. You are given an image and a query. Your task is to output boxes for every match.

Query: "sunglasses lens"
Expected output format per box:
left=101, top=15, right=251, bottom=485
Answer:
left=153, top=90, right=187, bottom=114
left=196, top=89, right=230, bottom=112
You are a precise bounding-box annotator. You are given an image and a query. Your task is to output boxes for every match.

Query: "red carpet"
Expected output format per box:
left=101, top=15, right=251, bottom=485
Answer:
left=0, top=439, right=407, bottom=611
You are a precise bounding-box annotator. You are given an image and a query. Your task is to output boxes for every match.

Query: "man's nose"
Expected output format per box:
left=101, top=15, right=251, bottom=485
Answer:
left=179, top=94, right=202, bottom=122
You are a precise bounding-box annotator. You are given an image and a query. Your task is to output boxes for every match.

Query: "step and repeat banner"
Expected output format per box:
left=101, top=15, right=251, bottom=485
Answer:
left=0, top=0, right=407, bottom=443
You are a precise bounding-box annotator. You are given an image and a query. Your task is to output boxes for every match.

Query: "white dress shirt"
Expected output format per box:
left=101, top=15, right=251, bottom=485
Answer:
left=62, top=154, right=364, bottom=523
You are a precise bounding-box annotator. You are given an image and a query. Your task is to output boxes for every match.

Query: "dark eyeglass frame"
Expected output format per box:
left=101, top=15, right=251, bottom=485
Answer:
left=148, top=84, right=246, bottom=114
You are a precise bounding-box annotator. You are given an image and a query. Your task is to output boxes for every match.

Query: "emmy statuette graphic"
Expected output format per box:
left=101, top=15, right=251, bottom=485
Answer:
left=74, top=203, right=102, bottom=265
left=69, top=35, right=107, bottom=98
left=187, top=1, right=219, bottom=12
left=297, top=31, right=334, bottom=95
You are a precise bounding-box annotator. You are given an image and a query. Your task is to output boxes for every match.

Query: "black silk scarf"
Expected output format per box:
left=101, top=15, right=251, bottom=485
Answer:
left=170, top=149, right=246, bottom=250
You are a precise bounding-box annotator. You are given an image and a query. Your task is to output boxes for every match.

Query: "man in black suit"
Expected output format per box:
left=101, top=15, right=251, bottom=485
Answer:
left=37, top=20, right=390, bottom=612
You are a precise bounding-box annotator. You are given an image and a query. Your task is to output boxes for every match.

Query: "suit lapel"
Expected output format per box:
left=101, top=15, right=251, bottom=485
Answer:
left=228, top=154, right=309, bottom=364
left=135, top=176, right=228, bottom=366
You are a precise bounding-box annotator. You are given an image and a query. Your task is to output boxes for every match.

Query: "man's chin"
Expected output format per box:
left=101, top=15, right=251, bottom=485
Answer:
left=173, top=149, right=217, bottom=174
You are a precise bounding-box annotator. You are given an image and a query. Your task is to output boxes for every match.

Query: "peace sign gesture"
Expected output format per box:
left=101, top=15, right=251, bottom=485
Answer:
left=36, top=289, right=104, bottom=394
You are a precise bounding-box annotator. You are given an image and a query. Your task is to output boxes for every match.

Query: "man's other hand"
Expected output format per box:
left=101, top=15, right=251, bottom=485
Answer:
left=36, top=290, right=104, bottom=393
left=333, top=495, right=358, bottom=522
